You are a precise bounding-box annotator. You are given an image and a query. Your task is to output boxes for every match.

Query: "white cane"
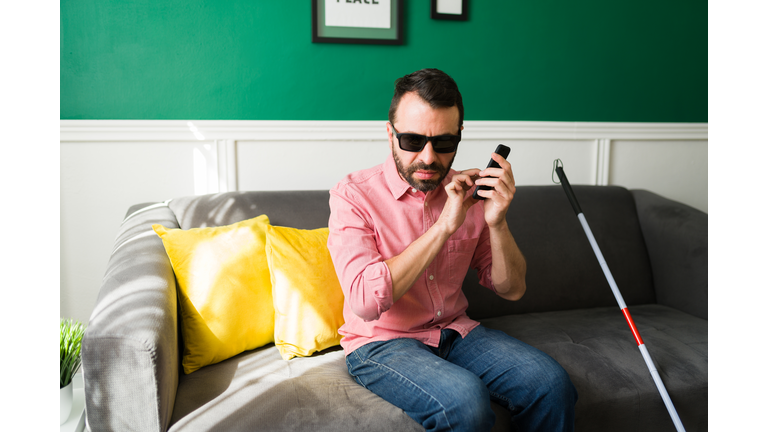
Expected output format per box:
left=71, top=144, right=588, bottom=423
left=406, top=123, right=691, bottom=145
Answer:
left=553, top=159, right=686, bottom=432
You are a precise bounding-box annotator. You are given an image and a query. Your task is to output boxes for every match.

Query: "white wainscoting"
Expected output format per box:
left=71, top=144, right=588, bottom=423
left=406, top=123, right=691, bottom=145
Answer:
left=60, top=120, right=708, bottom=324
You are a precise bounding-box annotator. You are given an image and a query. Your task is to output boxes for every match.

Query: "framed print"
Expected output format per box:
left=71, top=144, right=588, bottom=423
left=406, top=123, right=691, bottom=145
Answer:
left=431, top=0, right=468, bottom=21
left=312, top=0, right=403, bottom=45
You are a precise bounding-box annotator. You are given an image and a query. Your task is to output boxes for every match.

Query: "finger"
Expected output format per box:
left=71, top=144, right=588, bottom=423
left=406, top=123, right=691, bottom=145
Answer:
left=445, top=180, right=468, bottom=200
left=479, top=168, right=515, bottom=192
left=445, top=179, right=460, bottom=193
left=494, top=169, right=514, bottom=193
left=479, top=166, right=511, bottom=180
left=493, top=152, right=511, bottom=168
left=451, top=174, right=478, bottom=194
left=475, top=187, right=497, bottom=201
left=452, top=171, right=478, bottom=185
left=476, top=177, right=515, bottom=203
left=504, top=161, right=516, bottom=190
left=480, top=153, right=512, bottom=174
left=459, top=168, right=482, bottom=178
left=475, top=176, right=509, bottom=192
left=479, top=153, right=506, bottom=172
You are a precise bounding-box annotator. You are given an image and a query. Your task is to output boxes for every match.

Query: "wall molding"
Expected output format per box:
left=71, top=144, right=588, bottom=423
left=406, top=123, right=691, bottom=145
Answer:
left=215, top=140, right=237, bottom=192
left=60, top=120, right=708, bottom=142
left=61, top=120, right=707, bottom=196
left=595, top=139, right=612, bottom=186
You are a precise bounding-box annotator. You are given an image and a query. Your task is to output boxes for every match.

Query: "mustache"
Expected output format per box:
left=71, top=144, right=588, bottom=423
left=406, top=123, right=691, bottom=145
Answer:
left=406, top=162, right=444, bottom=175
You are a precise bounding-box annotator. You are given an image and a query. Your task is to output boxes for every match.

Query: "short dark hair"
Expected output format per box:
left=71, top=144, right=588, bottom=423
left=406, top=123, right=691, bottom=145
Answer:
left=388, top=68, right=464, bottom=129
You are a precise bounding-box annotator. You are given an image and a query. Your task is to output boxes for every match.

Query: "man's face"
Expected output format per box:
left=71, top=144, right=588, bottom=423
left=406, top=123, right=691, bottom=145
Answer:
left=388, top=92, right=463, bottom=192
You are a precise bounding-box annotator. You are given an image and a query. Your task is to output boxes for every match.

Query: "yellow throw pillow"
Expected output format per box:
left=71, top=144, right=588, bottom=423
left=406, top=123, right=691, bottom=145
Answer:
left=152, top=215, right=274, bottom=374
left=265, top=225, right=345, bottom=361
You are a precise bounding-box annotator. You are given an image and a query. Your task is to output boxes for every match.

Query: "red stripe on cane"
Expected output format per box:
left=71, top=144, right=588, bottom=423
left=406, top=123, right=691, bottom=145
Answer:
left=622, top=308, right=644, bottom=346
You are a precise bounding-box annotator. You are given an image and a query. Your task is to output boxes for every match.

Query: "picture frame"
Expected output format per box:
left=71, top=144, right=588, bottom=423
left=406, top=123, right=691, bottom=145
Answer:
left=431, top=0, right=468, bottom=21
left=312, top=0, right=403, bottom=45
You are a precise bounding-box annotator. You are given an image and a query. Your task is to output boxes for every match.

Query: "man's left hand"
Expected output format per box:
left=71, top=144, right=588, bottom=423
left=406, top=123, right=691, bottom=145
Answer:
left=473, top=153, right=517, bottom=228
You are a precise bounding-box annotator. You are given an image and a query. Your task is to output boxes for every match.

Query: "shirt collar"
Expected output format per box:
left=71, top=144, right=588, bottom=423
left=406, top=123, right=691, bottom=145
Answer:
left=384, top=152, right=411, bottom=199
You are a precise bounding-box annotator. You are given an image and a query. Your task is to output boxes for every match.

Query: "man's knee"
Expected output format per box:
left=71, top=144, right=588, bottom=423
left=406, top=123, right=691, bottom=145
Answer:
left=432, top=375, right=495, bottom=432
left=540, top=360, right=578, bottom=407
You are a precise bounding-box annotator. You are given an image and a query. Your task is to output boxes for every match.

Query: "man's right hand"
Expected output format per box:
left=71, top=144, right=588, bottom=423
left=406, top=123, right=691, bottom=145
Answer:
left=436, top=170, right=481, bottom=236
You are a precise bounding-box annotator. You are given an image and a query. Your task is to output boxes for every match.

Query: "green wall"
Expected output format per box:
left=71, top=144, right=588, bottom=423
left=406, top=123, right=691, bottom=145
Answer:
left=60, top=1, right=707, bottom=122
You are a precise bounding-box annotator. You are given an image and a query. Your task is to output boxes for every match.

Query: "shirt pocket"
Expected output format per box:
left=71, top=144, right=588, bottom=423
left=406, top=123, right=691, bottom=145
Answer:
left=447, top=238, right=478, bottom=286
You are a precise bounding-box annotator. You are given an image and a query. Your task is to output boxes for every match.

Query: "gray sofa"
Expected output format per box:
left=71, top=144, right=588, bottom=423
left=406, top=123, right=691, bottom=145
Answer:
left=82, top=185, right=707, bottom=431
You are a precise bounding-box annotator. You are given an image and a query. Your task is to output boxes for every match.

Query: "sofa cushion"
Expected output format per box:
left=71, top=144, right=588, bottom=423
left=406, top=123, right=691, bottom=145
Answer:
left=481, top=304, right=707, bottom=431
left=167, top=345, right=424, bottom=432
left=266, top=225, right=345, bottom=360
left=166, top=304, right=706, bottom=432
left=152, top=215, right=275, bottom=374
left=465, top=185, right=657, bottom=319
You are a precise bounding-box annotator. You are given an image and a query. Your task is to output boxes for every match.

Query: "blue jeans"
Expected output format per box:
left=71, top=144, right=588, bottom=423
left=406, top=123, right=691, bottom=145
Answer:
left=345, top=325, right=577, bottom=432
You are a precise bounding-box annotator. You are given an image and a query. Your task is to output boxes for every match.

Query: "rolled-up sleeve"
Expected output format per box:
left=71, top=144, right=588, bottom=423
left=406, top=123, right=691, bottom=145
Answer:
left=328, top=187, right=394, bottom=321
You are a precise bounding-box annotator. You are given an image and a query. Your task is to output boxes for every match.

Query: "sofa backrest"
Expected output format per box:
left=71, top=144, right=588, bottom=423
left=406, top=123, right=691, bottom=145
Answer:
left=165, top=186, right=656, bottom=319
left=463, top=185, right=656, bottom=319
left=169, top=191, right=332, bottom=231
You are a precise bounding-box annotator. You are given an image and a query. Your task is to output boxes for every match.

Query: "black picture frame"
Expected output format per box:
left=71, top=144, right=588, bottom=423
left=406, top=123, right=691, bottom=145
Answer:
left=431, top=0, right=468, bottom=21
left=312, top=0, right=403, bottom=45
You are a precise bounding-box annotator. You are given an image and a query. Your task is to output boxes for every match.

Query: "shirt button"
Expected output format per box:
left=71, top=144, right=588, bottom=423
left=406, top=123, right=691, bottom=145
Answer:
left=429, top=275, right=434, bottom=280
left=437, top=311, right=442, bottom=317
left=411, top=188, right=417, bottom=193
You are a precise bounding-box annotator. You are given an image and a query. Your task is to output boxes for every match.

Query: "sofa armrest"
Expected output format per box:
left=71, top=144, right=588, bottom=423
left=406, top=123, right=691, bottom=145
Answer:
left=631, top=190, right=708, bottom=319
left=82, top=201, right=180, bottom=432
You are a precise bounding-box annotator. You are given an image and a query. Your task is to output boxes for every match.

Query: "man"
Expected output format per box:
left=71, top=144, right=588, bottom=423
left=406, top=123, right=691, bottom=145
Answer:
left=327, top=68, right=577, bottom=431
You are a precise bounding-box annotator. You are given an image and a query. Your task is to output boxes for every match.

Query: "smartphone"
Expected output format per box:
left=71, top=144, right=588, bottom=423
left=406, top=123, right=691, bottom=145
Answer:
left=472, top=144, right=511, bottom=200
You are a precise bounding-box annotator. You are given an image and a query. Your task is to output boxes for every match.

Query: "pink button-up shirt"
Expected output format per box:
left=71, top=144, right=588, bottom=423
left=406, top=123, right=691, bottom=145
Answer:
left=328, top=153, right=496, bottom=355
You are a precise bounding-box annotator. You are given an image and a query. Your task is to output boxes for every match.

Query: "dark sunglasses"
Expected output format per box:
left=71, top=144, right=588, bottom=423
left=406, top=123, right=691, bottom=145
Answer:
left=390, top=124, right=461, bottom=153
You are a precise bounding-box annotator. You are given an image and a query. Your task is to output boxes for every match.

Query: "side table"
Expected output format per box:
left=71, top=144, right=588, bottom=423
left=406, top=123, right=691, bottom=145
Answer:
left=61, top=372, right=85, bottom=432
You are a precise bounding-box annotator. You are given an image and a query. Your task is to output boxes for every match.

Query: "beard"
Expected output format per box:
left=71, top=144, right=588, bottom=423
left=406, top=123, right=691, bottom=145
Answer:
left=393, top=149, right=456, bottom=193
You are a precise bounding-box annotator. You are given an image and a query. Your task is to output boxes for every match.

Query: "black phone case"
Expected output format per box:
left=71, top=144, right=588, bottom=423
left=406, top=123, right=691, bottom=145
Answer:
left=472, top=144, right=511, bottom=200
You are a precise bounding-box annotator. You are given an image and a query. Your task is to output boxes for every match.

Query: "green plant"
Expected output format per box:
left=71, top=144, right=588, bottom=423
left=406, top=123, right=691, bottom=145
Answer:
left=60, top=318, right=86, bottom=389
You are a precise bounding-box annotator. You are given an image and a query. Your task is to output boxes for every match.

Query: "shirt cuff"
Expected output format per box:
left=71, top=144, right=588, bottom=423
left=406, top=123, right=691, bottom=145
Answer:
left=366, top=261, right=394, bottom=320
left=479, top=265, right=497, bottom=294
